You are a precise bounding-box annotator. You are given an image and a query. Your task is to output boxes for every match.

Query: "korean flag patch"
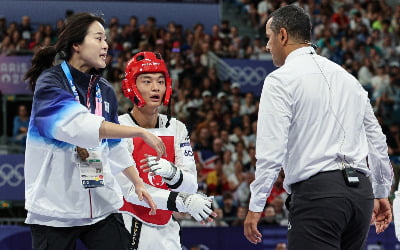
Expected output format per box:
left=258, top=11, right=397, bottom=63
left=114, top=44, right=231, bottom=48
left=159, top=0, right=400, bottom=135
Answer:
left=104, top=101, right=110, bottom=113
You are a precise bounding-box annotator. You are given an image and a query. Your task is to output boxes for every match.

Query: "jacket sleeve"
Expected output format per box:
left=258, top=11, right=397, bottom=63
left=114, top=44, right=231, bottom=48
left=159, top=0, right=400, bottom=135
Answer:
left=108, top=139, right=136, bottom=175
left=32, top=71, right=104, bottom=148
left=167, top=120, right=198, bottom=194
left=364, top=99, right=393, bottom=198
left=120, top=181, right=172, bottom=210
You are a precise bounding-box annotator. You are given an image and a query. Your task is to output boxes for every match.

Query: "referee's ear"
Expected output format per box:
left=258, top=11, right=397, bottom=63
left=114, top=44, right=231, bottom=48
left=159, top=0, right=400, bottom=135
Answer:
left=279, top=27, right=289, bottom=46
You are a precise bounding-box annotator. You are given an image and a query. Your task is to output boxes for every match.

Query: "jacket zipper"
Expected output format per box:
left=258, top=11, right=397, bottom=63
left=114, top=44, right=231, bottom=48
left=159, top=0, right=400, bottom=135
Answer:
left=89, top=189, right=93, bottom=218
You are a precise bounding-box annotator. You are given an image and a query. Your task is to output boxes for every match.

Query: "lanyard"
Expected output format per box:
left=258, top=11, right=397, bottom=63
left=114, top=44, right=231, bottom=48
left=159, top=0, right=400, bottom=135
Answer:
left=61, top=61, right=102, bottom=116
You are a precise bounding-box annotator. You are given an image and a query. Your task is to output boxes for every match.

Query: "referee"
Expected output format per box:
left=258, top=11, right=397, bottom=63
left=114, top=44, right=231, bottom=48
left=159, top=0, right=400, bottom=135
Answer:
left=244, top=5, right=393, bottom=250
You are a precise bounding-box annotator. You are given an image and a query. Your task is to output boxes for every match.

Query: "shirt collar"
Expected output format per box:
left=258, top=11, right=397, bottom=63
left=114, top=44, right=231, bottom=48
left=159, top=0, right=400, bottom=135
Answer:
left=285, top=46, right=315, bottom=64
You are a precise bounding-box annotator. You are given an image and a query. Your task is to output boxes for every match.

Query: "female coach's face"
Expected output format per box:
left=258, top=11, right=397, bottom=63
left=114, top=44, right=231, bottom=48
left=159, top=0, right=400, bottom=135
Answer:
left=72, top=21, right=108, bottom=73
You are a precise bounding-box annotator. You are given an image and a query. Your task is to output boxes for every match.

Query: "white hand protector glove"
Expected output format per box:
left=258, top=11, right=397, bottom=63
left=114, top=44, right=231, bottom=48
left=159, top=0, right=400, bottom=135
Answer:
left=393, top=191, right=400, bottom=241
left=177, top=192, right=214, bottom=222
left=146, top=156, right=182, bottom=185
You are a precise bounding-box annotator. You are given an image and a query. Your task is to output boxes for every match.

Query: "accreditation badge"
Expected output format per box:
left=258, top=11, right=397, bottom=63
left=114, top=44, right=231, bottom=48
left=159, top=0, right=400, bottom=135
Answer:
left=78, top=148, right=105, bottom=188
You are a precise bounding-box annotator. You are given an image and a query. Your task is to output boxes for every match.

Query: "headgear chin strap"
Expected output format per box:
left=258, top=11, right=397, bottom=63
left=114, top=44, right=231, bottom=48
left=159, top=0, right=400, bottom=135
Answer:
left=122, top=52, right=172, bottom=107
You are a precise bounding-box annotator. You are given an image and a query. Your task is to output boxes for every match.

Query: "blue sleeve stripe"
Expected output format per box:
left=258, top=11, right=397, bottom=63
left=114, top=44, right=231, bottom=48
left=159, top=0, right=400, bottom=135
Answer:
left=32, top=86, right=86, bottom=139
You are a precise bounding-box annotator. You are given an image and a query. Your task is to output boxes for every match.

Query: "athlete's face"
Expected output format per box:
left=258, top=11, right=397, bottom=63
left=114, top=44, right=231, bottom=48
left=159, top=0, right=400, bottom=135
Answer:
left=73, top=21, right=108, bottom=73
left=136, top=73, right=166, bottom=107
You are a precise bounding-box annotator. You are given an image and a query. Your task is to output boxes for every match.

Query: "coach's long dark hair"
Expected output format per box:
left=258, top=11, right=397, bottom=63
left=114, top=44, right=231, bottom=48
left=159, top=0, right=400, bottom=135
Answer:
left=24, top=12, right=105, bottom=91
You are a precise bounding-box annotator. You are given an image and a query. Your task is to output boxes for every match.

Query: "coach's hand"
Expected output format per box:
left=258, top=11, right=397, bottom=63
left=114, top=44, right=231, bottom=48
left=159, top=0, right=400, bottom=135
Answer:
left=244, top=211, right=262, bottom=244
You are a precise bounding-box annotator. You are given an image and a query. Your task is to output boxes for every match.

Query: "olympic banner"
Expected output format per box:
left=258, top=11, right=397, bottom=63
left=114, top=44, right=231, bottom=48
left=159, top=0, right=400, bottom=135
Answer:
left=0, top=154, right=24, bottom=200
left=221, top=59, right=277, bottom=97
left=0, top=56, right=32, bottom=95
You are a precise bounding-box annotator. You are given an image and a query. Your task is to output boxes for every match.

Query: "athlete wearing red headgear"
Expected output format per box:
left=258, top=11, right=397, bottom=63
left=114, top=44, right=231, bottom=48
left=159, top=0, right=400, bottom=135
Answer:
left=122, top=51, right=172, bottom=108
left=115, top=52, right=216, bottom=250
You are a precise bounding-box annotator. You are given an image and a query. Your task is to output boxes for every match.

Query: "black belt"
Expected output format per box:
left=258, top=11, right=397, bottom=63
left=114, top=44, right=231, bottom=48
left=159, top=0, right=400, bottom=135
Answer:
left=129, top=217, right=142, bottom=250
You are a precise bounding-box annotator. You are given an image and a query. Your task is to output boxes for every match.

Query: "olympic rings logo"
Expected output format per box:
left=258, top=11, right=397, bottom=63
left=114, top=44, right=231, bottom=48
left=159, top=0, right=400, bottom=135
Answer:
left=231, top=66, right=267, bottom=86
left=0, top=163, right=24, bottom=187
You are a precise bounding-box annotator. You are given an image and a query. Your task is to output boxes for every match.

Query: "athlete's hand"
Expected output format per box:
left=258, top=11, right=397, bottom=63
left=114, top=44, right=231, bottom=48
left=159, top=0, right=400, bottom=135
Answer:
left=178, top=192, right=217, bottom=224
left=140, top=155, right=176, bottom=178
left=371, top=198, right=392, bottom=234
left=139, top=130, right=166, bottom=160
left=134, top=180, right=157, bottom=215
left=244, top=211, right=262, bottom=244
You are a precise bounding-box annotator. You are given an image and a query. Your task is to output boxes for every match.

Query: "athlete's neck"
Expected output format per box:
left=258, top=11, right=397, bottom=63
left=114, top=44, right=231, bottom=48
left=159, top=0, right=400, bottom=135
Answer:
left=130, top=107, right=159, bottom=128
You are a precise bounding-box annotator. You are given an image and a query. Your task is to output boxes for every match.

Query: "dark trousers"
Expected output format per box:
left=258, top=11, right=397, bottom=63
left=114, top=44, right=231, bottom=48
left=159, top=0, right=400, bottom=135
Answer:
left=31, top=213, right=130, bottom=250
left=287, top=170, right=374, bottom=250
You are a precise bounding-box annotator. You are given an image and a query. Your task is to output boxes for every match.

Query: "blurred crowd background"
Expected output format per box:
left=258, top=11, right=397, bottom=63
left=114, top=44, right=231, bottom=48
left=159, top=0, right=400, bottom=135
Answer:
left=1, top=0, right=400, bottom=228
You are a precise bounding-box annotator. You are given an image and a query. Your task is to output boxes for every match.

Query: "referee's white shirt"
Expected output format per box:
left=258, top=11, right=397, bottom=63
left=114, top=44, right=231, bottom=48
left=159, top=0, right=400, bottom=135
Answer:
left=249, top=47, right=393, bottom=212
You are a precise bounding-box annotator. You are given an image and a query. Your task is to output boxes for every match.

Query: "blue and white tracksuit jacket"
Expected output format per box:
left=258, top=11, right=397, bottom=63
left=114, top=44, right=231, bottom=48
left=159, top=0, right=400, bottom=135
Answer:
left=24, top=63, right=133, bottom=226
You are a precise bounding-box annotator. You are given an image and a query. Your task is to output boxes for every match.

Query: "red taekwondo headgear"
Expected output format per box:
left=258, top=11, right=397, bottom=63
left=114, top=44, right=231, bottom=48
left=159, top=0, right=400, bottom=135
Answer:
left=122, top=52, right=172, bottom=108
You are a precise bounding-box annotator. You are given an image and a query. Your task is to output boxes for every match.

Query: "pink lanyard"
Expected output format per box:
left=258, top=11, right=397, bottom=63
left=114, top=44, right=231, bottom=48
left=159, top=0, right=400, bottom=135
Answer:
left=62, top=61, right=102, bottom=116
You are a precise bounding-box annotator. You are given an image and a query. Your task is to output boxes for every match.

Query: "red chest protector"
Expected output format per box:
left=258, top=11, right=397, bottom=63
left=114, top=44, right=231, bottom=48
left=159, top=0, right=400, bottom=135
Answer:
left=120, top=135, right=175, bottom=225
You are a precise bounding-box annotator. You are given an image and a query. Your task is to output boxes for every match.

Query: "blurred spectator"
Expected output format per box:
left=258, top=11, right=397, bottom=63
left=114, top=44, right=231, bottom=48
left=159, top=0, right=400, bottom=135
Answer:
left=0, top=35, right=13, bottom=55
left=219, top=191, right=238, bottom=225
left=221, top=129, right=235, bottom=152
left=387, top=123, right=400, bottom=155
left=234, top=171, right=253, bottom=206
left=216, top=92, right=230, bottom=113
left=349, top=11, right=370, bottom=35
left=371, top=63, right=390, bottom=103
left=28, top=31, right=43, bottom=50
left=189, top=244, right=211, bottom=250
left=195, top=109, right=215, bottom=135
left=230, top=103, right=243, bottom=131
left=229, top=82, right=242, bottom=105
left=271, top=195, right=288, bottom=226
left=244, top=146, right=256, bottom=173
left=245, top=119, right=257, bottom=148
left=358, top=57, right=375, bottom=96
left=241, top=114, right=252, bottom=139
left=275, top=242, right=287, bottom=250
left=222, top=149, right=235, bottom=177
left=174, top=89, right=190, bottom=122
left=219, top=19, right=230, bottom=39
left=259, top=205, right=279, bottom=226
left=229, top=126, right=249, bottom=148
left=212, top=137, right=225, bottom=160
left=210, top=208, right=229, bottom=227
left=19, top=15, right=32, bottom=40
left=317, top=28, right=337, bottom=59
left=12, top=104, right=30, bottom=150
left=225, top=160, right=244, bottom=193
left=231, top=206, right=248, bottom=226
left=331, top=4, right=349, bottom=34
left=267, top=169, right=286, bottom=204
left=0, top=15, right=6, bottom=41
left=196, top=91, right=213, bottom=119
left=210, top=100, right=225, bottom=125
left=206, top=157, right=228, bottom=196
left=240, top=92, right=257, bottom=116
left=377, top=72, right=400, bottom=123
left=231, top=140, right=250, bottom=166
